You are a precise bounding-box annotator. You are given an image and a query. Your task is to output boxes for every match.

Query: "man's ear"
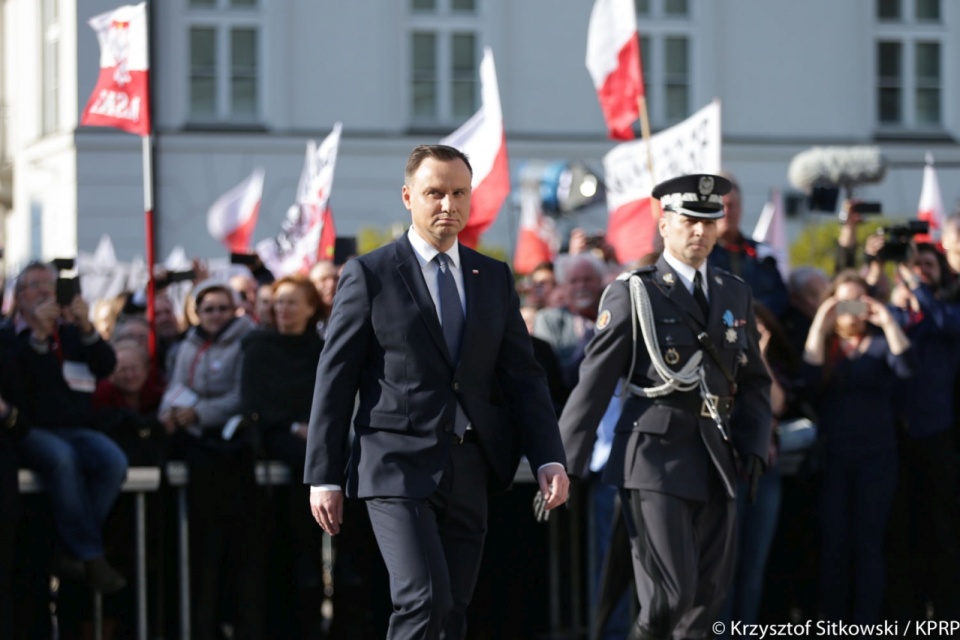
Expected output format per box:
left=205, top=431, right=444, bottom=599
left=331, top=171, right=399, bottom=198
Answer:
left=401, top=184, right=413, bottom=211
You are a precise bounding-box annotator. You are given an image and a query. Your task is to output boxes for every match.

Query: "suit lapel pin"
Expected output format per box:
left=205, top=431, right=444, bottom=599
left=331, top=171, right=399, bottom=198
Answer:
left=472, top=269, right=479, bottom=274
left=714, top=275, right=722, bottom=286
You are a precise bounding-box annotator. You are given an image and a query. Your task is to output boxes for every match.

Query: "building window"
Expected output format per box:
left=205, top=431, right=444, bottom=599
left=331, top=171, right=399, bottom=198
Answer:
left=915, top=0, right=940, bottom=21
left=874, top=0, right=942, bottom=130
left=664, top=0, right=688, bottom=17
left=408, top=0, right=480, bottom=126
left=877, top=0, right=901, bottom=20
left=914, top=41, right=940, bottom=125
left=877, top=41, right=902, bottom=124
left=633, top=2, right=693, bottom=127
left=41, top=0, right=60, bottom=136
left=186, top=0, right=261, bottom=124
left=663, top=36, right=689, bottom=121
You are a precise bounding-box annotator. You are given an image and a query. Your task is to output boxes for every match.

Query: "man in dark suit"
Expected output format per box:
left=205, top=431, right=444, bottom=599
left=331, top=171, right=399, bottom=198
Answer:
left=305, top=144, right=569, bottom=640
left=560, top=174, right=771, bottom=640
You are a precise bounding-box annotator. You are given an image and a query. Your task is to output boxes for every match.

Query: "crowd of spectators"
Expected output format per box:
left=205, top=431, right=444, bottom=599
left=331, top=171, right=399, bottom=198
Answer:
left=1, top=184, right=959, bottom=638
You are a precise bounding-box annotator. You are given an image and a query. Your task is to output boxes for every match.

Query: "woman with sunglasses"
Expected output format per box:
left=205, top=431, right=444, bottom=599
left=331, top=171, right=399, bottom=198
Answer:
left=159, top=279, right=260, bottom=639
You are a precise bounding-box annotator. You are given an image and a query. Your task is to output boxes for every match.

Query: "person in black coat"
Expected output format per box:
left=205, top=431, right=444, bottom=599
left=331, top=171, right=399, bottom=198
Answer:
left=3, top=262, right=128, bottom=594
left=240, top=275, right=325, bottom=636
left=305, top=145, right=569, bottom=640
left=0, top=327, right=28, bottom=638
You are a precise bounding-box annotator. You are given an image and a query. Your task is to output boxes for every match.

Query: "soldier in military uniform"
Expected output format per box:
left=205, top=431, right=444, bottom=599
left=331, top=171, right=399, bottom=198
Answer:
left=560, top=174, right=772, bottom=640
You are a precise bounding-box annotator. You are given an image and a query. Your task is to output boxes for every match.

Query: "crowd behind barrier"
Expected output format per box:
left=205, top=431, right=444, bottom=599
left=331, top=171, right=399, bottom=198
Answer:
left=1, top=201, right=960, bottom=639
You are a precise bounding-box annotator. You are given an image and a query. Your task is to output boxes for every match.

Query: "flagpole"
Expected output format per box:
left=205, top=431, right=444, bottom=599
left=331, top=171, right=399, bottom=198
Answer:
left=637, top=95, right=660, bottom=221
left=142, top=135, right=156, bottom=359
left=143, top=0, right=157, bottom=362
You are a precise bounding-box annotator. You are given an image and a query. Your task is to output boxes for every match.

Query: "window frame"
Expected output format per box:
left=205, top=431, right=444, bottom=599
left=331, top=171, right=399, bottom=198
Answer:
left=185, top=0, right=263, bottom=126
left=634, top=0, right=695, bottom=128
left=406, top=0, right=481, bottom=128
left=874, top=0, right=945, bottom=132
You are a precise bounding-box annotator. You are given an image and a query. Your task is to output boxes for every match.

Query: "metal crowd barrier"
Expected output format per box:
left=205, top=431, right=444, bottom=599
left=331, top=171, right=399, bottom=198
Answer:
left=18, top=466, right=162, bottom=640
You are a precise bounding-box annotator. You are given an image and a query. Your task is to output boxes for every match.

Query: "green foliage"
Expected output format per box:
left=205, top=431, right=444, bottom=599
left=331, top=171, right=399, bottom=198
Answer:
left=789, top=217, right=890, bottom=273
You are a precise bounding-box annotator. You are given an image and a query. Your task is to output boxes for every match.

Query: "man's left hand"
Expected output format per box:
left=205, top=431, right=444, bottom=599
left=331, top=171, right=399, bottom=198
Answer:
left=537, top=465, right=570, bottom=512
left=63, top=295, right=94, bottom=334
left=747, top=455, right=765, bottom=504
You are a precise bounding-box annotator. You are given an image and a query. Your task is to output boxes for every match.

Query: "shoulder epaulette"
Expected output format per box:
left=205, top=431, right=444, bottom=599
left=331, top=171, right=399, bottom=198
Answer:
left=615, top=265, right=655, bottom=281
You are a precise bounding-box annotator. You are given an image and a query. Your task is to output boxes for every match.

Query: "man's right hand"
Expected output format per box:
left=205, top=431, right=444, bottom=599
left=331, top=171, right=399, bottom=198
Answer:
left=310, top=489, right=344, bottom=536
left=30, top=298, right=61, bottom=340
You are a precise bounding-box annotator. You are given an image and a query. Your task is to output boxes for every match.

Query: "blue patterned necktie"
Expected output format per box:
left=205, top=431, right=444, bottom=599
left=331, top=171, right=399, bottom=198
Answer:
left=435, top=253, right=464, bottom=362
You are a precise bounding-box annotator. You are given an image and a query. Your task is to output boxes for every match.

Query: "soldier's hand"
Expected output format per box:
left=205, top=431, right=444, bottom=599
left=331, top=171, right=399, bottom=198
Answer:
left=747, top=455, right=764, bottom=504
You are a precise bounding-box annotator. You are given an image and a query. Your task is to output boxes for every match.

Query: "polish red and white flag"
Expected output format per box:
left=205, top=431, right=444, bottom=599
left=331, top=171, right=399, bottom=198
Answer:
left=257, top=123, right=342, bottom=275
left=917, top=152, right=944, bottom=244
left=586, top=0, right=643, bottom=141
left=207, top=169, right=265, bottom=254
left=80, top=2, right=151, bottom=136
left=441, top=47, right=510, bottom=249
left=752, top=187, right=790, bottom=280
left=513, top=188, right=558, bottom=275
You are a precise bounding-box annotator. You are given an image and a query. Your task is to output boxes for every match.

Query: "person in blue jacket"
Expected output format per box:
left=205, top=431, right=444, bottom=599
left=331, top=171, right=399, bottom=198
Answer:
left=708, top=174, right=789, bottom=318
left=885, top=244, right=960, bottom=621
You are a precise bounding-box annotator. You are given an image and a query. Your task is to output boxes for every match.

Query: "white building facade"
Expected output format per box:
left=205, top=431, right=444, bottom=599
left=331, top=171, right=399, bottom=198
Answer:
left=2, top=0, right=959, bottom=268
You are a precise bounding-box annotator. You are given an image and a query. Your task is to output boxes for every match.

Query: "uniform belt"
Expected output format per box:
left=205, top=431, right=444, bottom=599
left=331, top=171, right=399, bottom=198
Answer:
left=654, top=393, right=734, bottom=419
left=450, top=429, right=479, bottom=446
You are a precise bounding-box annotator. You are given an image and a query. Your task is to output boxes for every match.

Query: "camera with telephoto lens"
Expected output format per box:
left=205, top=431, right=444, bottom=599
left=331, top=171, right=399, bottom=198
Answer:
left=875, top=220, right=929, bottom=263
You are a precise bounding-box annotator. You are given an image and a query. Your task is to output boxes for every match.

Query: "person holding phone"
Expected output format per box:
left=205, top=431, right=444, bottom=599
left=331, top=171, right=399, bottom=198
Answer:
left=1, top=261, right=128, bottom=593
left=802, top=269, right=913, bottom=624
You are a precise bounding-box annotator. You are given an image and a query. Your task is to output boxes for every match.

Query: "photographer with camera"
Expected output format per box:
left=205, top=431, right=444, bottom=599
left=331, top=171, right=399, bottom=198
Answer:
left=0, top=261, right=128, bottom=593
left=802, top=270, right=913, bottom=625
left=882, top=242, right=960, bottom=621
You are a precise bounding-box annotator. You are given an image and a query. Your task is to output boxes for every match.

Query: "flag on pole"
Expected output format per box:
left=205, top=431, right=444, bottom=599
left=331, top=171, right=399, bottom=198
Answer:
left=752, top=188, right=790, bottom=280
left=441, top=47, right=510, bottom=249
left=917, top=151, right=944, bottom=244
left=586, top=0, right=643, bottom=141
left=207, top=169, right=265, bottom=253
left=603, top=100, right=721, bottom=264
left=257, top=123, right=342, bottom=276
left=80, top=2, right=151, bottom=136
left=513, top=188, right=558, bottom=275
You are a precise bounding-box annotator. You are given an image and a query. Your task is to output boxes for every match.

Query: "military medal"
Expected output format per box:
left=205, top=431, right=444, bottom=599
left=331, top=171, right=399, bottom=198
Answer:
left=664, top=348, right=680, bottom=364
left=662, top=272, right=675, bottom=285
left=725, top=328, right=737, bottom=343
left=739, top=352, right=749, bottom=366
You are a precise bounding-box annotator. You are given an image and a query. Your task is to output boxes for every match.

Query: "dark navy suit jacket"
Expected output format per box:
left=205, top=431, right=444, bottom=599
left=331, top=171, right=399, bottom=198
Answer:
left=304, top=232, right=565, bottom=498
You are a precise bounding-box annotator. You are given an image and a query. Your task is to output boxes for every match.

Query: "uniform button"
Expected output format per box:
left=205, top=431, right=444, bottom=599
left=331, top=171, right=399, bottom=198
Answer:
left=452, top=382, right=460, bottom=391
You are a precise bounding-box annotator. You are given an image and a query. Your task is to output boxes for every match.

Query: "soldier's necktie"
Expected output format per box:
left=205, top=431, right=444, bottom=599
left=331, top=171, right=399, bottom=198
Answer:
left=435, top=253, right=464, bottom=362
left=693, top=270, right=710, bottom=318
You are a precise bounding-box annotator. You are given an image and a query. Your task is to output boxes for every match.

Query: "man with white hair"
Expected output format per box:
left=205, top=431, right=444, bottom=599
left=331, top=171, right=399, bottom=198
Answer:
left=533, top=252, right=607, bottom=371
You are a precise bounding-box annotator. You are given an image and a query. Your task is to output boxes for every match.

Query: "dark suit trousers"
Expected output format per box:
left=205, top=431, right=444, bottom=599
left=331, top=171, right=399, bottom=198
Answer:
left=620, top=485, right=736, bottom=640
left=366, top=439, right=488, bottom=640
